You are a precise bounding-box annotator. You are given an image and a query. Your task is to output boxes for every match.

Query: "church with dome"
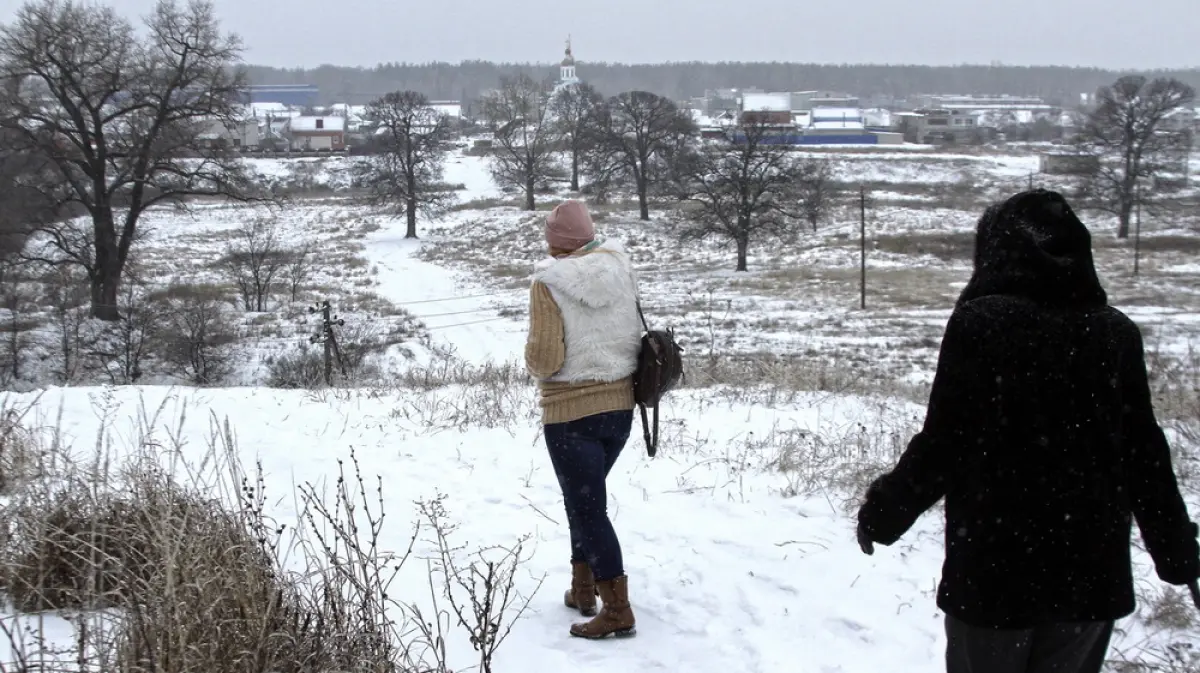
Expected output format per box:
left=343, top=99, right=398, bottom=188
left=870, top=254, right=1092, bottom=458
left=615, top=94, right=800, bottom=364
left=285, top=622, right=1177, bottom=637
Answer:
left=554, top=38, right=582, bottom=92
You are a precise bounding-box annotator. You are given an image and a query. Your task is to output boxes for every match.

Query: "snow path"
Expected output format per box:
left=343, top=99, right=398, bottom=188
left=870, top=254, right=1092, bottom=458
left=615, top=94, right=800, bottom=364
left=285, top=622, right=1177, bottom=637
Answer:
left=363, top=153, right=526, bottom=365
left=363, top=230, right=526, bottom=365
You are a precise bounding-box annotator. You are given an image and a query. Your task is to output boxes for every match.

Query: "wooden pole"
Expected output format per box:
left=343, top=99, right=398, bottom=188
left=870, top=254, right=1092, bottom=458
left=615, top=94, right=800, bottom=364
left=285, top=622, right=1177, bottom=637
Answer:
left=1134, top=185, right=1143, bottom=277
left=321, top=300, right=333, bottom=385
left=860, top=185, right=867, bottom=310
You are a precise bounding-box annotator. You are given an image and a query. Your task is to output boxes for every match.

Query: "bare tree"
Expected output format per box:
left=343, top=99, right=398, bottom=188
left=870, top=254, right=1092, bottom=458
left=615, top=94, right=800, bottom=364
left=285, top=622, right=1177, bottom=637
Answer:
left=551, top=83, right=604, bottom=192
left=673, top=120, right=804, bottom=272
left=283, top=239, right=316, bottom=305
left=796, top=158, right=836, bottom=232
left=592, top=91, right=697, bottom=220
left=0, top=0, right=258, bottom=320
left=354, top=91, right=455, bottom=239
left=481, top=74, right=562, bottom=211
left=220, top=216, right=288, bottom=312
left=1075, top=75, right=1195, bottom=238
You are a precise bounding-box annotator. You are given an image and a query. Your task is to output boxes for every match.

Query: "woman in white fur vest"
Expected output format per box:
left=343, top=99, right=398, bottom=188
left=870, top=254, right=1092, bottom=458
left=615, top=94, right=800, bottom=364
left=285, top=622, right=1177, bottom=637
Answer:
left=524, top=199, right=642, bottom=640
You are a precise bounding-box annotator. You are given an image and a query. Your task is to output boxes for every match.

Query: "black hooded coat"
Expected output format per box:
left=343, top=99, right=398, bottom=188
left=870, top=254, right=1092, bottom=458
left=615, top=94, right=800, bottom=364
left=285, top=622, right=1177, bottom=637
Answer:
left=857, top=189, right=1199, bottom=629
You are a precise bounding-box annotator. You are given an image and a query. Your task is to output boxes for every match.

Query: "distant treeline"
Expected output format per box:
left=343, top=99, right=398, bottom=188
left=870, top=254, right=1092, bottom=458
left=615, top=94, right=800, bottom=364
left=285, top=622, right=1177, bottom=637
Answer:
left=244, top=61, right=1200, bottom=108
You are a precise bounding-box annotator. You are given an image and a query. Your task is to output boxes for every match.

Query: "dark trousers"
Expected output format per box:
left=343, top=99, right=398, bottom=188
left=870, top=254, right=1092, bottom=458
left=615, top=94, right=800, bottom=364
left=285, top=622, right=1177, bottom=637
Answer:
left=544, top=410, right=633, bottom=582
left=945, top=615, right=1113, bottom=673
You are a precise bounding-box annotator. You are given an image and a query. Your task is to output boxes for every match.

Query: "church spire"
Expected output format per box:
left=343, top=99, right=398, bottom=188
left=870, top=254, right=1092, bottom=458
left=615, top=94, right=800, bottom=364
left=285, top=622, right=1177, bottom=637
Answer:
left=558, top=36, right=579, bottom=88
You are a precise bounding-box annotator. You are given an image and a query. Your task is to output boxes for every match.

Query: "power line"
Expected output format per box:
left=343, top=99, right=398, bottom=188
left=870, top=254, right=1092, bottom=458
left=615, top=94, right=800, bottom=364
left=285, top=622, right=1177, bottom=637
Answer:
left=394, top=290, right=515, bottom=306
left=424, top=314, right=513, bottom=328
left=417, top=306, right=518, bottom=319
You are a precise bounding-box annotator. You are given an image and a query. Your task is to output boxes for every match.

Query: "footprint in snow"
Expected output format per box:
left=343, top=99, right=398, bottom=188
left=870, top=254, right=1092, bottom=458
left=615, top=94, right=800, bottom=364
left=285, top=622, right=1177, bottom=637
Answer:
left=829, top=617, right=874, bottom=643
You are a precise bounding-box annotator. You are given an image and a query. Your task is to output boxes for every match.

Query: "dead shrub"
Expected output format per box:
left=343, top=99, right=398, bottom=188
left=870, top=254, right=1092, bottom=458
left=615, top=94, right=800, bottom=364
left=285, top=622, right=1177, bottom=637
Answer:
left=1144, top=343, right=1200, bottom=483
left=0, top=400, right=41, bottom=494
left=1145, top=586, right=1199, bottom=632
left=0, top=399, right=536, bottom=672
left=265, top=345, right=326, bottom=389
left=41, top=265, right=91, bottom=384
left=0, top=272, right=37, bottom=387
left=0, top=470, right=237, bottom=613
left=87, top=282, right=161, bottom=385
left=150, top=284, right=237, bottom=385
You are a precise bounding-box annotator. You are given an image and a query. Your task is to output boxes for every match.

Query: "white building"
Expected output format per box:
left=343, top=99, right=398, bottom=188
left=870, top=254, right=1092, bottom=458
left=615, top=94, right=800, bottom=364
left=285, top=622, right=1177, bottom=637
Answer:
left=197, top=117, right=260, bottom=149
left=285, top=116, right=346, bottom=151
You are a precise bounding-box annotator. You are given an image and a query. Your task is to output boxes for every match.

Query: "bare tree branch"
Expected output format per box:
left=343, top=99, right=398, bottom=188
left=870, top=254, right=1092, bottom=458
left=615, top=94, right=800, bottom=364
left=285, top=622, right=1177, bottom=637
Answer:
left=592, top=91, right=696, bottom=220
left=1073, top=75, right=1195, bottom=238
left=352, top=90, right=455, bottom=239
left=0, top=0, right=261, bottom=320
left=672, top=119, right=806, bottom=271
left=550, top=82, right=603, bottom=193
left=480, top=74, right=563, bottom=211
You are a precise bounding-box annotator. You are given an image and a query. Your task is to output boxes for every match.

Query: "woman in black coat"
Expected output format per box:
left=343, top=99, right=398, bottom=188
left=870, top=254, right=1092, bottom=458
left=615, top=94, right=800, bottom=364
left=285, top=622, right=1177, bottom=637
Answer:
left=856, top=189, right=1199, bottom=673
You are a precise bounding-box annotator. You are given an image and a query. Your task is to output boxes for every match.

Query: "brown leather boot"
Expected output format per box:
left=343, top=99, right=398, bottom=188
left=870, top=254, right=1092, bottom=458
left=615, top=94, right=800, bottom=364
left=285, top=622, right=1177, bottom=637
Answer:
left=569, top=575, right=636, bottom=639
left=563, top=561, right=598, bottom=617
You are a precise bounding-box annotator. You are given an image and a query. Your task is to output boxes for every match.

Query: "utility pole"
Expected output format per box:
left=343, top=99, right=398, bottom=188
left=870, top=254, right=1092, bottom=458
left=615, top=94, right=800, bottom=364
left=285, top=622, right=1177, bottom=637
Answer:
left=1134, top=184, right=1143, bottom=277
left=1028, top=171, right=1034, bottom=190
left=309, top=300, right=347, bottom=386
left=859, top=185, right=867, bottom=310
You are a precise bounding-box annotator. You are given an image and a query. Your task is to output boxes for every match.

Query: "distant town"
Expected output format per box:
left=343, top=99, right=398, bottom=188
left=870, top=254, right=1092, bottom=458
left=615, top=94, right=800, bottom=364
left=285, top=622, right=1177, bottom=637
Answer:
left=230, top=42, right=1200, bottom=157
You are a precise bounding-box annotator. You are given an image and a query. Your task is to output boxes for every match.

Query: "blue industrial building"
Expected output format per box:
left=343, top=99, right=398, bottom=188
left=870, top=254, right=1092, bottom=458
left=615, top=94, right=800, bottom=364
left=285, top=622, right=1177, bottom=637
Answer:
left=242, top=84, right=320, bottom=107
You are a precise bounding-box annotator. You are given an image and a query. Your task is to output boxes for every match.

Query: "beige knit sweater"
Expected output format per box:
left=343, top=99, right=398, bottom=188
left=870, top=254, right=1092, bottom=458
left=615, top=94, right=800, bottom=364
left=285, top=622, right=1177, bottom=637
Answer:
left=524, top=280, right=635, bottom=425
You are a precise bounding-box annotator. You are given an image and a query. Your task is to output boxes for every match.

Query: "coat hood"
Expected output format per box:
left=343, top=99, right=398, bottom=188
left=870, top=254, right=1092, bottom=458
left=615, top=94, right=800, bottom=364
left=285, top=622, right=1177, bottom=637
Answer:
left=957, top=189, right=1107, bottom=309
left=533, top=239, right=637, bottom=309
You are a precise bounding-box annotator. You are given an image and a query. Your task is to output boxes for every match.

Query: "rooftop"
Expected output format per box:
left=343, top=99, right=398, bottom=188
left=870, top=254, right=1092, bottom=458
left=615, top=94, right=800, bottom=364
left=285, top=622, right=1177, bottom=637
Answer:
left=811, top=107, right=863, bottom=120
left=741, top=92, right=791, bottom=112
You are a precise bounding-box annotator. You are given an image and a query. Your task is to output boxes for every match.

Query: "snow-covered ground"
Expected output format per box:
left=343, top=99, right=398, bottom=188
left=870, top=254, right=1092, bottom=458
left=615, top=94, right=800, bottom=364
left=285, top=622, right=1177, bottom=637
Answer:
left=358, top=152, right=527, bottom=365
left=2, top=149, right=1199, bottom=671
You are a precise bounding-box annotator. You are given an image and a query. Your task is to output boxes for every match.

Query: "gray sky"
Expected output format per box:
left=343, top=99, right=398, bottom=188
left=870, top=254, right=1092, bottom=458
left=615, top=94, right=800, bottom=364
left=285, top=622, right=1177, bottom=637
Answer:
left=6, top=0, right=1197, bottom=69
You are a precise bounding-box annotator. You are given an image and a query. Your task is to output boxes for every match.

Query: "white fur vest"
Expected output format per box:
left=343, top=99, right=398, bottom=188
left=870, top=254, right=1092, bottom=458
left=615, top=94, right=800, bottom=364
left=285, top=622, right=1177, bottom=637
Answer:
left=532, top=240, right=642, bottom=384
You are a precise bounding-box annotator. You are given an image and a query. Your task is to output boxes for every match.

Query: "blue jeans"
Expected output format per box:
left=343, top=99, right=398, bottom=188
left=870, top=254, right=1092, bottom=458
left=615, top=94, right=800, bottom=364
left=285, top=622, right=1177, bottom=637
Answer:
left=544, top=410, right=633, bottom=582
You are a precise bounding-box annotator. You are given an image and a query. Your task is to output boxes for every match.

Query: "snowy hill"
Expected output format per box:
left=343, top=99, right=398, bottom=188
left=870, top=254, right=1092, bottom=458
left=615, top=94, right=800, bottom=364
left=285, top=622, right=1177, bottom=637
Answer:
left=1, top=149, right=1198, bottom=672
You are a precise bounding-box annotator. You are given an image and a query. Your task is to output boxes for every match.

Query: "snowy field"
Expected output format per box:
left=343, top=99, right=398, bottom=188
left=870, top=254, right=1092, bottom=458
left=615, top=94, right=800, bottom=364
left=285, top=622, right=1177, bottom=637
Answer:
left=1, top=148, right=1198, bottom=672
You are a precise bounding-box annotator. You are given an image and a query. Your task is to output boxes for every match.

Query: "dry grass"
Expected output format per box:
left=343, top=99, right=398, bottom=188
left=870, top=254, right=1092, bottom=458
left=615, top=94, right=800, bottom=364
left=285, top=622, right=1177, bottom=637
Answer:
left=1094, top=235, right=1200, bottom=255
left=872, top=231, right=975, bottom=262
left=0, top=400, right=44, bottom=494
left=1146, top=344, right=1200, bottom=447
left=1144, top=587, right=1199, bottom=633
left=0, top=396, right=537, bottom=672
left=683, top=351, right=928, bottom=405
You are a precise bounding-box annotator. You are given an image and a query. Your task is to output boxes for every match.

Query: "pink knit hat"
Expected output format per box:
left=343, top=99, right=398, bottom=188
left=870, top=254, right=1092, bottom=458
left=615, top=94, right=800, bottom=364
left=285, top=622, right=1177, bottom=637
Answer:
left=545, top=200, right=595, bottom=251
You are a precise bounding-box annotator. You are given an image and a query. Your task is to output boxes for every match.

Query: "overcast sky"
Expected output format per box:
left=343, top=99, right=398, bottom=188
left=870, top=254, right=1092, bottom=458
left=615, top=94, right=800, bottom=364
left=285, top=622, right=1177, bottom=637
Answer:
left=4, top=0, right=1196, bottom=70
